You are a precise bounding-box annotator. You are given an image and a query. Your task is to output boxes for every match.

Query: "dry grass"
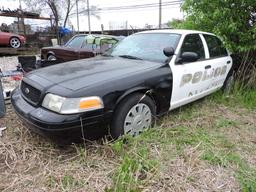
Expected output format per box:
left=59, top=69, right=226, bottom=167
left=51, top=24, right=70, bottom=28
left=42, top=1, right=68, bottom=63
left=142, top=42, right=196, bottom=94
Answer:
left=0, top=94, right=256, bottom=191
left=0, top=105, right=115, bottom=192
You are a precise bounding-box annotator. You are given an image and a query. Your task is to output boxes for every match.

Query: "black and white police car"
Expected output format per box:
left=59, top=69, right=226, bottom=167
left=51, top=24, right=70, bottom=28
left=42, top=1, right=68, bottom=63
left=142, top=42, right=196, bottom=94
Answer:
left=11, top=30, right=233, bottom=142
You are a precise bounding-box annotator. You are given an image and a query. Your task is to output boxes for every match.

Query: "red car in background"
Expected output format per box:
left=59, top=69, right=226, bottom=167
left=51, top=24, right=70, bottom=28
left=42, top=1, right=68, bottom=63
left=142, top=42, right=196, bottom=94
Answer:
left=0, top=31, right=26, bottom=48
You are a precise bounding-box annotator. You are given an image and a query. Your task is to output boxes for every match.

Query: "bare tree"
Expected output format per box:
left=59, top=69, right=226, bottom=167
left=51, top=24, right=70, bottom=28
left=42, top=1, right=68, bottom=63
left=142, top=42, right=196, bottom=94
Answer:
left=62, top=0, right=80, bottom=28
left=23, top=0, right=81, bottom=43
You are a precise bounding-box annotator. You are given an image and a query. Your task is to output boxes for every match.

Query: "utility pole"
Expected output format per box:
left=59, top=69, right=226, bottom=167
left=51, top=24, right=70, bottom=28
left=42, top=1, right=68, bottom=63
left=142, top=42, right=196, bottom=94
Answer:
left=159, top=0, right=162, bottom=29
left=87, top=0, right=91, bottom=34
left=19, top=0, right=26, bottom=35
left=76, top=0, right=79, bottom=32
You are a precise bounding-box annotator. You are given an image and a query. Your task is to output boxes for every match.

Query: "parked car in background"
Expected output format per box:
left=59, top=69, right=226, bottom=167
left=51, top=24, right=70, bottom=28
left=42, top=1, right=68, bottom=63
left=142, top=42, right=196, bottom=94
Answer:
left=0, top=31, right=26, bottom=48
left=11, top=29, right=233, bottom=143
left=40, top=34, right=123, bottom=65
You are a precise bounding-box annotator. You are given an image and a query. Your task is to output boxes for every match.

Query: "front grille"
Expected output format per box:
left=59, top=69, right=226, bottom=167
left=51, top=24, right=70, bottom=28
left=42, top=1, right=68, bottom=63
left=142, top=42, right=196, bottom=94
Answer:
left=21, top=81, right=41, bottom=104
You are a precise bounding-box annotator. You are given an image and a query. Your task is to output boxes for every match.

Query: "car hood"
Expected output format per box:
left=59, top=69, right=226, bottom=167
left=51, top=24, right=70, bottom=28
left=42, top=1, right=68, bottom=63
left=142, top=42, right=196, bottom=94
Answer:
left=1, top=31, right=23, bottom=37
left=27, top=56, right=163, bottom=91
left=41, top=46, right=68, bottom=51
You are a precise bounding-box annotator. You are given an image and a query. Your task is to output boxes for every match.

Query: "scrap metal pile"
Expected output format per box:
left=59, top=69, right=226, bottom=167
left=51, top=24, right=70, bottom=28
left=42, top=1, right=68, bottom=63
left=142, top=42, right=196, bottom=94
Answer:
left=0, top=8, right=39, bottom=17
left=0, top=57, right=23, bottom=100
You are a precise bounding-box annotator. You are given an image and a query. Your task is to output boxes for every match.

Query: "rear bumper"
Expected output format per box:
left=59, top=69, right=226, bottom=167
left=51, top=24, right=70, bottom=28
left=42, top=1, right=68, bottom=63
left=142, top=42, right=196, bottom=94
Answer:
left=11, top=88, right=112, bottom=143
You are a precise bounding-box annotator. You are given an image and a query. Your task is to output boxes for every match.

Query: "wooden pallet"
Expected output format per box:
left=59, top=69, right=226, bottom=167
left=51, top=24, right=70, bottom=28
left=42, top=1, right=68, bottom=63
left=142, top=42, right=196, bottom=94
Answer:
left=0, top=48, right=38, bottom=55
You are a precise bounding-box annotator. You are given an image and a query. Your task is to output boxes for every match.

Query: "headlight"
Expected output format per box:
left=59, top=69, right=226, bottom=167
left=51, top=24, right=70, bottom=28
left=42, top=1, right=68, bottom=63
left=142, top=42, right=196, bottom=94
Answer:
left=42, top=93, right=104, bottom=114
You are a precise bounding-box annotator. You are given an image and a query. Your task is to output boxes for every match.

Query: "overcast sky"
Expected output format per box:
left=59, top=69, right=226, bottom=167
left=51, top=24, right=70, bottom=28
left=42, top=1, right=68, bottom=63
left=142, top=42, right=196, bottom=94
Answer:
left=0, top=0, right=183, bottom=31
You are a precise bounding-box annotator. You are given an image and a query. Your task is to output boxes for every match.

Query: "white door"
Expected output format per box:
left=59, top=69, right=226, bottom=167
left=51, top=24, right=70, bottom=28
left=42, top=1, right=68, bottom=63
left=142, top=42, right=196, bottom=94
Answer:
left=170, top=33, right=214, bottom=110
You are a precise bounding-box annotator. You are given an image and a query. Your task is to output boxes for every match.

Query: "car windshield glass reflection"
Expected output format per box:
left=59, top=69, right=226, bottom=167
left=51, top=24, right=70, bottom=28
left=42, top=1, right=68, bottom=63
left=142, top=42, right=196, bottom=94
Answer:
left=106, top=33, right=180, bottom=62
left=65, top=36, right=85, bottom=48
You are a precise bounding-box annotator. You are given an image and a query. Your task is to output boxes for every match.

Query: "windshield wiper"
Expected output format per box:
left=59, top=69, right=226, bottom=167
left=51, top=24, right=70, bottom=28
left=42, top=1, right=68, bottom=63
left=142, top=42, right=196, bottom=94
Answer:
left=118, top=55, right=143, bottom=60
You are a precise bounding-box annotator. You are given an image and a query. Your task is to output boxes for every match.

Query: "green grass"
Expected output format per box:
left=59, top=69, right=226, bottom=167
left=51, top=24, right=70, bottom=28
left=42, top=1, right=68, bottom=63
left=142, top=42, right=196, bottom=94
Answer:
left=106, top=136, right=158, bottom=192
left=105, top=88, right=256, bottom=191
left=209, top=86, right=256, bottom=110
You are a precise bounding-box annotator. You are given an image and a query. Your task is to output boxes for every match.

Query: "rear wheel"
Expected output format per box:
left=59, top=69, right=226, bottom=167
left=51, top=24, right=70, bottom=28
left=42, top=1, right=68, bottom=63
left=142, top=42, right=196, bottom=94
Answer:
left=111, top=93, right=156, bottom=139
left=222, top=71, right=234, bottom=94
left=9, top=37, right=21, bottom=48
left=47, top=54, right=57, bottom=61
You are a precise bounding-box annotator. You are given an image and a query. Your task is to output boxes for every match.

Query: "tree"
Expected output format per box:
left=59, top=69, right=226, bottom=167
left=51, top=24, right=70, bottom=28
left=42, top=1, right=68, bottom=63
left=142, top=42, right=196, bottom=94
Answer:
left=23, top=0, right=83, bottom=42
left=62, top=0, right=85, bottom=28
left=169, top=0, right=256, bottom=52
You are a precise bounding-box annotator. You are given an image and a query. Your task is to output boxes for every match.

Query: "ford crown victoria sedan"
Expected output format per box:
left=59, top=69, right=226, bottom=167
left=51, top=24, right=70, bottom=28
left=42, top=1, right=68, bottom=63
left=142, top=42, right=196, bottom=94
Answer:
left=11, top=30, right=233, bottom=142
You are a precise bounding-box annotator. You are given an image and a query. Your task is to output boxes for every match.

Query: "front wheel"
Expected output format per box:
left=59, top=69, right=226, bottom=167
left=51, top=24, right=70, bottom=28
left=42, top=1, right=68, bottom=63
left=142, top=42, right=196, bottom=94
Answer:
left=9, top=37, right=21, bottom=48
left=111, top=93, right=156, bottom=139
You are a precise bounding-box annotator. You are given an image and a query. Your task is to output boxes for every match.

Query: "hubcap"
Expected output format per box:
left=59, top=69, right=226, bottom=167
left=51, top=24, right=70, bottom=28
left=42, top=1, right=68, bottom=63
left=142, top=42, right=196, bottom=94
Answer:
left=48, top=55, right=57, bottom=61
left=124, top=103, right=152, bottom=136
left=10, top=38, right=20, bottom=48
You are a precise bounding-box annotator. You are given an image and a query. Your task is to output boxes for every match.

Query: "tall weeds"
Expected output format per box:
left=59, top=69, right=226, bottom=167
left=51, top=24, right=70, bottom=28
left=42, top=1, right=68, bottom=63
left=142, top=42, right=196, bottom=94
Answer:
left=234, top=51, right=256, bottom=89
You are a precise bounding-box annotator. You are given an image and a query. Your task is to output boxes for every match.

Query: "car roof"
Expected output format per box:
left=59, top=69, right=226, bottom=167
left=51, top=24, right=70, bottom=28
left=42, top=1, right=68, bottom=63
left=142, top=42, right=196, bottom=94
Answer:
left=137, top=29, right=215, bottom=36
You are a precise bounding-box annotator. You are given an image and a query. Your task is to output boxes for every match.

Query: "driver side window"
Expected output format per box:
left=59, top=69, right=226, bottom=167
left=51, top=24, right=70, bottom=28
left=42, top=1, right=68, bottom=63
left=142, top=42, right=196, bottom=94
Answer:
left=180, top=34, right=205, bottom=61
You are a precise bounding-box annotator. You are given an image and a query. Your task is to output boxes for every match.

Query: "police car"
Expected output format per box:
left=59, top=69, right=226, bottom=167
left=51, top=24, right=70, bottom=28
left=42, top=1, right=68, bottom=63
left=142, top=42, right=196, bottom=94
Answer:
left=11, top=30, right=233, bottom=142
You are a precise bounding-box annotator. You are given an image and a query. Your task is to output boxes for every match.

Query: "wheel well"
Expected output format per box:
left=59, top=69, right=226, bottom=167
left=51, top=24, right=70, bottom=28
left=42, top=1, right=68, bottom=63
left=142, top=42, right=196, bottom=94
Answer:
left=114, top=89, right=159, bottom=114
left=47, top=53, right=55, bottom=58
left=9, top=36, right=20, bottom=42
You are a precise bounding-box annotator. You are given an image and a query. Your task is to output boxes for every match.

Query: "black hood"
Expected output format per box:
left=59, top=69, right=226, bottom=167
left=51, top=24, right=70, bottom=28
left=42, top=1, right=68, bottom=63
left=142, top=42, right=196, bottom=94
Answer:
left=27, top=56, right=163, bottom=91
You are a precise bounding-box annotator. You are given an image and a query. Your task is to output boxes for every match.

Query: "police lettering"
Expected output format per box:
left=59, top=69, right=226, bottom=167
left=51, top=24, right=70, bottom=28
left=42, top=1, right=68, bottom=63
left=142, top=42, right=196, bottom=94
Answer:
left=180, top=66, right=227, bottom=87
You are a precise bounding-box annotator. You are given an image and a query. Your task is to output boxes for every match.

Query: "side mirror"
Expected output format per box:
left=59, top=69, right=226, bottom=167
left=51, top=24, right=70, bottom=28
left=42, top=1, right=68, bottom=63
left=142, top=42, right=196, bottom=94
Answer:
left=177, top=52, right=199, bottom=64
left=163, top=47, right=175, bottom=57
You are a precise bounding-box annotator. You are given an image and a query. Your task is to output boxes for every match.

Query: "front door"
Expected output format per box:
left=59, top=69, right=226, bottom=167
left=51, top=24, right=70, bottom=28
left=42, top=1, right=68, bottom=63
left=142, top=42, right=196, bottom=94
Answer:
left=170, top=33, right=213, bottom=110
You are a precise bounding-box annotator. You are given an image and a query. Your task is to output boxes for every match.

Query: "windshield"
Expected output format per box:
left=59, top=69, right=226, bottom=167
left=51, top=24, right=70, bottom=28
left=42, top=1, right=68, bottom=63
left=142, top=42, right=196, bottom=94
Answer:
left=106, top=33, right=180, bottom=62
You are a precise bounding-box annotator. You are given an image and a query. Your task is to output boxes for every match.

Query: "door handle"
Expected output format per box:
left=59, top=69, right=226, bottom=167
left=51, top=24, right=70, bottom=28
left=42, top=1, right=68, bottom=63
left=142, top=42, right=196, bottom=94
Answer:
left=205, top=65, right=211, bottom=69
left=227, top=60, right=231, bottom=64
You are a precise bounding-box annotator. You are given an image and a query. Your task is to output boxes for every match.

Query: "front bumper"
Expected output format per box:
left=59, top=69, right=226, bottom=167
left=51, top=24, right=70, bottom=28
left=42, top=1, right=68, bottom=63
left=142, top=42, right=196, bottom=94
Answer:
left=11, top=88, right=111, bottom=143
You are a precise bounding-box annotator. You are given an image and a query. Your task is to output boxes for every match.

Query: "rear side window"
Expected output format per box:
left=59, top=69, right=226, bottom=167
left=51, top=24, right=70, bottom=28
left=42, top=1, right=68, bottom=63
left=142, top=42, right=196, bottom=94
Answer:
left=203, top=35, right=228, bottom=58
left=180, top=34, right=205, bottom=60
left=65, top=36, right=85, bottom=48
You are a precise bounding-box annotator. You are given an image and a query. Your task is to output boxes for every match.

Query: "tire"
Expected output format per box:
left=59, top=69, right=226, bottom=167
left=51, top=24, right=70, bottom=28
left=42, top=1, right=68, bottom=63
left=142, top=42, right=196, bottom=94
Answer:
left=222, top=70, right=234, bottom=94
left=9, top=37, right=21, bottom=48
left=111, top=93, right=156, bottom=139
left=47, top=54, right=57, bottom=61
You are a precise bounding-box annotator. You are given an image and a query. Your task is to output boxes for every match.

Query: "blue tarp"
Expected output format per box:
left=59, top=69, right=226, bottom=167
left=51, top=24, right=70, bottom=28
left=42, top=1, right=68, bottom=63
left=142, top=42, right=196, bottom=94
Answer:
left=59, top=27, right=72, bottom=36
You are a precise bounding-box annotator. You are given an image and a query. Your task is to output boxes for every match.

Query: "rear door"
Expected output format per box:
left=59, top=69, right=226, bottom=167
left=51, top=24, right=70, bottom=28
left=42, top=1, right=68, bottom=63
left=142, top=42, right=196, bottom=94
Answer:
left=170, top=33, right=213, bottom=110
left=79, top=38, right=95, bottom=59
left=202, top=34, right=232, bottom=90
left=62, top=35, right=85, bottom=61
